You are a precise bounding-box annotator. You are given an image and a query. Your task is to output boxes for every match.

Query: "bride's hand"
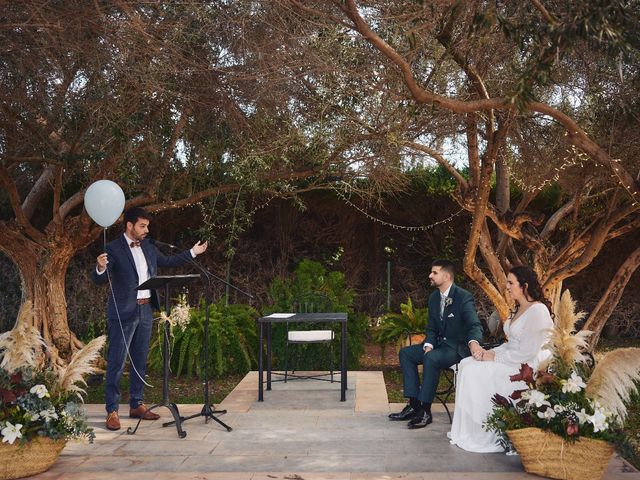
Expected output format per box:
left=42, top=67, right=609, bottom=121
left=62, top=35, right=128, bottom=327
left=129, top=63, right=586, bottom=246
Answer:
left=482, top=350, right=496, bottom=362
left=472, top=348, right=485, bottom=361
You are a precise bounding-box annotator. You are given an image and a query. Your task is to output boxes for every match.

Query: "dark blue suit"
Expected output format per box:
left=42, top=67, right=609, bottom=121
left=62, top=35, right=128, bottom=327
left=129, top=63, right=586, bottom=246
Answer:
left=92, top=235, right=192, bottom=413
left=399, top=284, right=483, bottom=403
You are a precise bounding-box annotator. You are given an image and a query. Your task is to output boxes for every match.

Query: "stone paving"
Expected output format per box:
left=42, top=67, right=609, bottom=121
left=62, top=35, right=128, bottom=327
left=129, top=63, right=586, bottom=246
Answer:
left=28, top=371, right=640, bottom=480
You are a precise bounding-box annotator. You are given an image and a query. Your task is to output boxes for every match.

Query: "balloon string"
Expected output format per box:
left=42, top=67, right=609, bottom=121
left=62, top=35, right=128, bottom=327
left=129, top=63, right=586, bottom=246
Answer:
left=103, top=227, right=153, bottom=389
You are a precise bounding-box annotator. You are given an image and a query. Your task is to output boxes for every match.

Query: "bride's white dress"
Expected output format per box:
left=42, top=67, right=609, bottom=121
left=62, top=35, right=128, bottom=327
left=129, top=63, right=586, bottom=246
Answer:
left=448, top=303, right=553, bottom=453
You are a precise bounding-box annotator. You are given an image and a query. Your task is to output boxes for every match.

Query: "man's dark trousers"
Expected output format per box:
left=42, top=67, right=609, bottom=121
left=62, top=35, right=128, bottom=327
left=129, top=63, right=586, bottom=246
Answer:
left=105, top=303, right=153, bottom=413
left=399, top=343, right=461, bottom=403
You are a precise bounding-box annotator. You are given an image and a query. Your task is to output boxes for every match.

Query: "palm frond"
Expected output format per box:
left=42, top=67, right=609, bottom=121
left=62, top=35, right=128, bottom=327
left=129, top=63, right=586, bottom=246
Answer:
left=585, top=348, right=640, bottom=422
left=55, top=335, right=106, bottom=400
left=0, top=306, right=46, bottom=372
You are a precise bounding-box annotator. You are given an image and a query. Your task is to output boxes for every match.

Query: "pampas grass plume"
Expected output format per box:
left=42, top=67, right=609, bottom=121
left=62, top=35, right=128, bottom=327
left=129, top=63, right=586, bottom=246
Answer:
left=0, top=304, right=46, bottom=372
left=55, top=335, right=107, bottom=400
left=586, top=348, right=640, bottom=422
left=547, top=290, right=591, bottom=367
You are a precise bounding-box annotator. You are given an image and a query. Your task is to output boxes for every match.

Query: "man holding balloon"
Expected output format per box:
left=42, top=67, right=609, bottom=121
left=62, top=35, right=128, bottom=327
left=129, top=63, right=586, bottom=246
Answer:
left=87, top=183, right=207, bottom=431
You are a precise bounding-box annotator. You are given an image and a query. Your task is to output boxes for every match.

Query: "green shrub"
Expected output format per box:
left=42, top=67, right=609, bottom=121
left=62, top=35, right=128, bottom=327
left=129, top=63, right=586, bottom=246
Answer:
left=148, top=300, right=259, bottom=378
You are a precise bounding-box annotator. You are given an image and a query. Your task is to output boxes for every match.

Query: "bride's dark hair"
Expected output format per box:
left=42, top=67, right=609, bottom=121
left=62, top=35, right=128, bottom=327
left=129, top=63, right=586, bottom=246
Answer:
left=508, top=265, right=554, bottom=317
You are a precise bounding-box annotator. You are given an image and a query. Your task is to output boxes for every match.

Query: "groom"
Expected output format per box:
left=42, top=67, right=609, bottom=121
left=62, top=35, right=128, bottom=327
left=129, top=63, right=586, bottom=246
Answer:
left=389, top=259, right=483, bottom=428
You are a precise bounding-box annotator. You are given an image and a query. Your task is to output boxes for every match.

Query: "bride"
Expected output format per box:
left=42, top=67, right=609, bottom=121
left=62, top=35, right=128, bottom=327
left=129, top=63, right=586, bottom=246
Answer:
left=448, top=265, right=554, bottom=453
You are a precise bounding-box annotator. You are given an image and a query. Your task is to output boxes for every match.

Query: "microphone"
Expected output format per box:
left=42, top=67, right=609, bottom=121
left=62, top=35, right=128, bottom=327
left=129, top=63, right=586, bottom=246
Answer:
left=149, top=238, right=178, bottom=249
left=150, top=237, right=254, bottom=299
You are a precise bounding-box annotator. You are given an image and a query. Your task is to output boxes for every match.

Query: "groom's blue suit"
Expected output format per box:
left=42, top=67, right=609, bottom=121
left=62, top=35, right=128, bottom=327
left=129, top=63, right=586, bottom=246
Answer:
left=92, top=234, right=192, bottom=413
left=399, top=283, right=483, bottom=403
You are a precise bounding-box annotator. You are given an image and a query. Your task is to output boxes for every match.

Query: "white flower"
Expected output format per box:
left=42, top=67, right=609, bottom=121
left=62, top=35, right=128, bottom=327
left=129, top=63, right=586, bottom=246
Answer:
left=537, top=407, right=557, bottom=421
left=575, top=408, right=590, bottom=425
left=1, top=422, right=23, bottom=445
left=39, top=408, right=59, bottom=422
left=553, top=404, right=565, bottom=413
left=30, top=384, right=49, bottom=398
left=589, top=408, right=609, bottom=433
left=561, top=371, right=587, bottom=394
left=29, top=412, right=41, bottom=422
left=565, top=401, right=579, bottom=411
left=524, top=389, right=551, bottom=408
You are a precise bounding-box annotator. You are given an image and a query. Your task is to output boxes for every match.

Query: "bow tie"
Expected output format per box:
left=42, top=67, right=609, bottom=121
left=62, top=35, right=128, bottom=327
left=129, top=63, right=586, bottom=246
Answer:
left=129, top=240, right=141, bottom=248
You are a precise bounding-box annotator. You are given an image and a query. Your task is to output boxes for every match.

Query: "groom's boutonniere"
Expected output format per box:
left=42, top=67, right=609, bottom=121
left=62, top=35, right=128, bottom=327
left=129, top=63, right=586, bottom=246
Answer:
left=445, top=297, right=453, bottom=307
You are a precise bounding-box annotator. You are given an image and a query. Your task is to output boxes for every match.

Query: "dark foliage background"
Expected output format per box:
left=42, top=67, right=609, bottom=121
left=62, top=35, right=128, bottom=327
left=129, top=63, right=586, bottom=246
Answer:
left=1, top=179, right=637, bottom=339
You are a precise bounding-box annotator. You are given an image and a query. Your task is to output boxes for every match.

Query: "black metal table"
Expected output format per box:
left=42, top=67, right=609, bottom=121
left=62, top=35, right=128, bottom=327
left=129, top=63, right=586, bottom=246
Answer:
left=257, top=312, right=348, bottom=401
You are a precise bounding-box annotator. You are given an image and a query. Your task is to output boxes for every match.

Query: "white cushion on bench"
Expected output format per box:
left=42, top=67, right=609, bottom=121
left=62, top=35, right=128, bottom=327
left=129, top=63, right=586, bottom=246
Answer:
left=288, top=330, right=334, bottom=342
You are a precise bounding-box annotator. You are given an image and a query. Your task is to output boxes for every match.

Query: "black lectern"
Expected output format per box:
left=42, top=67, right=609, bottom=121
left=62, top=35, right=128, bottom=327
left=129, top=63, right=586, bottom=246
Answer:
left=126, top=274, right=199, bottom=438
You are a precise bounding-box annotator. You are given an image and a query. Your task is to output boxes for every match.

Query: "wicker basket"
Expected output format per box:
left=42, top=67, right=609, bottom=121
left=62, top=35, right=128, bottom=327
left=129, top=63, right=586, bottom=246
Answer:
left=0, top=437, right=66, bottom=480
left=507, top=427, right=614, bottom=480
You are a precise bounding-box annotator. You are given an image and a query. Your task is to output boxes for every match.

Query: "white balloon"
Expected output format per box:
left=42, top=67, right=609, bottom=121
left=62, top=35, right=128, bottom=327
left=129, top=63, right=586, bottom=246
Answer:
left=84, top=180, right=126, bottom=228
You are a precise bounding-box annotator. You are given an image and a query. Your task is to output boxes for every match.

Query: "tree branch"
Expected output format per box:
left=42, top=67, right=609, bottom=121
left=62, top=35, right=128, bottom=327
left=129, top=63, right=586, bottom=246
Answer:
left=465, top=114, right=481, bottom=189
left=146, top=168, right=322, bottom=213
left=540, top=198, right=575, bottom=239
left=319, top=1, right=639, bottom=205
left=0, top=165, right=46, bottom=244
left=52, top=166, right=64, bottom=227
left=403, top=141, right=468, bottom=190
left=530, top=0, right=557, bottom=25
left=606, top=215, right=640, bottom=241
left=22, top=164, right=57, bottom=221
left=583, top=244, right=640, bottom=347
left=544, top=205, right=637, bottom=286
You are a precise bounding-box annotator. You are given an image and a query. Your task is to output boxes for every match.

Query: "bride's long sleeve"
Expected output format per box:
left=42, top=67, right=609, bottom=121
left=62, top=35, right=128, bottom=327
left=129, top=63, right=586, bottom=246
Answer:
left=493, top=304, right=553, bottom=367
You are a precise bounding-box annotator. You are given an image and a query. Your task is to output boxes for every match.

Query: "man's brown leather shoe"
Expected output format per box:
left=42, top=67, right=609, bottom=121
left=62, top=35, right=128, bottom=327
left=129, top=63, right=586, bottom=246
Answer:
left=129, top=404, right=160, bottom=420
left=106, top=411, right=121, bottom=431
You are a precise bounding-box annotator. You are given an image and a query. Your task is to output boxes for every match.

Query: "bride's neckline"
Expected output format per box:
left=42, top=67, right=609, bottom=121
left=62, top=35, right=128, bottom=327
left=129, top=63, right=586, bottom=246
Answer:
left=509, top=301, right=540, bottom=326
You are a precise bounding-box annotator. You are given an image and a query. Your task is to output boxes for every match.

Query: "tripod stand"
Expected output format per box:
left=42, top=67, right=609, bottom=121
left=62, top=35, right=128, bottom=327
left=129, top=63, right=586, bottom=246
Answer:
left=163, top=298, right=232, bottom=431
left=127, top=273, right=200, bottom=438
left=154, top=242, right=253, bottom=432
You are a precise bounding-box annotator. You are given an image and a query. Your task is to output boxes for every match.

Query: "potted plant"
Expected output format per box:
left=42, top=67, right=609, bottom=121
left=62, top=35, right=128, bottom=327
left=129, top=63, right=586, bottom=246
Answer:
left=0, top=313, right=105, bottom=480
left=373, top=297, right=428, bottom=355
left=485, top=291, right=640, bottom=480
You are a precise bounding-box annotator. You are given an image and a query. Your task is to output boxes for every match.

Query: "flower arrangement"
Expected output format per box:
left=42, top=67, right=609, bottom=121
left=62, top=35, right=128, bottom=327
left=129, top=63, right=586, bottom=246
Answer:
left=0, top=312, right=105, bottom=447
left=157, top=293, right=191, bottom=330
left=486, top=290, right=640, bottom=452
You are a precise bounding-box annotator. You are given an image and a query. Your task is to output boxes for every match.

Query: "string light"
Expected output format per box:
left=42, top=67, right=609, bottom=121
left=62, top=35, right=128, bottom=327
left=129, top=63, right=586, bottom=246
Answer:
left=509, top=145, right=639, bottom=206
left=332, top=185, right=465, bottom=231
left=509, top=145, right=591, bottom=193
left=609, top=157, right=640, bottom=206
left=199, top=194, right=276, bottom=230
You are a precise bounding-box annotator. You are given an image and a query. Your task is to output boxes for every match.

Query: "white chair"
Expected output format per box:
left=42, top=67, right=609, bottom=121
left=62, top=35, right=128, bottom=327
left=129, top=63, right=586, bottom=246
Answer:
left=284, top=294, right=336, bottom=383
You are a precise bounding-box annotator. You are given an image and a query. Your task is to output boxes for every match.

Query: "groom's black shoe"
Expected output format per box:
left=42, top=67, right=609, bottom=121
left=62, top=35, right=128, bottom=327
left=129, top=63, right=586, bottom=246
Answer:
left=407, top=411, right=432, bottom=429
left=388, top=404, right=419, bottom=421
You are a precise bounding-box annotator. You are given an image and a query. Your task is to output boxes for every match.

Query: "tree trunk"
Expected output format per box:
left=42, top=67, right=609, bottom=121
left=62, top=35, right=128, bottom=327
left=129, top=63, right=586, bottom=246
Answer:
left=583, top=244, right=640, bottom=348
left=495, top=154, right=510, bottom=215
left=544, top=279, right=563, bottom=319
left=1, top=231, right=81, bottom=361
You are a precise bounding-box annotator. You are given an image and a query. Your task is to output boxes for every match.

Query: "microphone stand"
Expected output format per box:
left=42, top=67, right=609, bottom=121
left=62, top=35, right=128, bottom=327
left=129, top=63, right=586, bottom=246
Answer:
left=151, top=239, right=253, bottom=432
